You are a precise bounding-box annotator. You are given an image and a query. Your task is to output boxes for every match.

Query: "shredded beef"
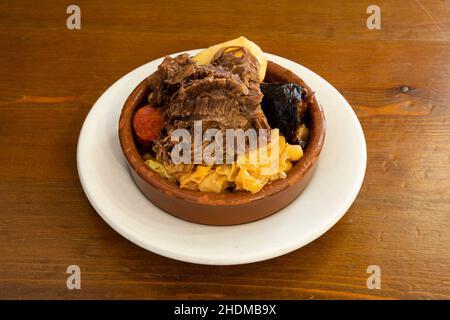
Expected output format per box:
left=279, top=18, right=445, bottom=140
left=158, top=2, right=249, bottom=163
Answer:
left=146, top=49, right=269, bottom=163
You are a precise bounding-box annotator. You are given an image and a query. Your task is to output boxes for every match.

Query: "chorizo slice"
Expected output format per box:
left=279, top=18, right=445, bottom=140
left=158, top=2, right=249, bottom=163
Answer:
left=132, top=105, right=166, bottom=147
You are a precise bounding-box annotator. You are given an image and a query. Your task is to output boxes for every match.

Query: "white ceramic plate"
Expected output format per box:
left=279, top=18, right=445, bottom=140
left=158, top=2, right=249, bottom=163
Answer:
left=77, top=50, right=366, bottom=265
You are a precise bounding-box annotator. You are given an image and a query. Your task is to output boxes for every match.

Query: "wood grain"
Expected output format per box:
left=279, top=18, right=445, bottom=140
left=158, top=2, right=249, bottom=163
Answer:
left=0, top=0, right=449, bottom=299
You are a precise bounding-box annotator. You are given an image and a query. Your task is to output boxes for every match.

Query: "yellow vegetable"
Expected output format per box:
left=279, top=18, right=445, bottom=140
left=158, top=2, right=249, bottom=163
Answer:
left=145, top=135, right=304, bottom=194
left=278, top=135, right=287, bottom=154
left=190, top=166, right=212, bottom=183
left=227, top=164, right=239, bottom=182
left=241, top=170, right=262, bottom=194
left=180, top=165, right=211, bottom=189
left=199, top=172, right=231, bottom=193
left=286, top=145, right=303, bottom=162
left=144, top=159, right=176, bottom=183
left=224, top=135, right=301, bottom=193
left=192, top=36, right=267, bottom=82
left=284, top=159, right=293, bottom=172
left=215, top=164, right=231, bottom=176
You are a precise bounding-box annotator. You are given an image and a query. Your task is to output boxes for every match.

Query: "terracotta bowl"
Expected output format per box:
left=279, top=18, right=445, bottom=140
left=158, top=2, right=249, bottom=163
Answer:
left=119, top=60, right=326, bottom=226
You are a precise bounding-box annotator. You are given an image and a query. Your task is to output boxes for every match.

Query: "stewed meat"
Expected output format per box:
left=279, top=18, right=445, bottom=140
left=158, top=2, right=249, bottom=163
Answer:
left=145, top=50, right=270, bottom=162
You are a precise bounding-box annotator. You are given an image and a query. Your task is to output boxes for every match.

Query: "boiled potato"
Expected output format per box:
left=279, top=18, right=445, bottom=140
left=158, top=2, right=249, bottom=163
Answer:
left=192, top=36, right=267, bottom=82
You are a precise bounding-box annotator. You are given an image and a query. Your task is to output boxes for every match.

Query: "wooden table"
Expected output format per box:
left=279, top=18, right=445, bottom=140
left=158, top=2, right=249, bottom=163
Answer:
left=1, top=0, right=449, bottom=300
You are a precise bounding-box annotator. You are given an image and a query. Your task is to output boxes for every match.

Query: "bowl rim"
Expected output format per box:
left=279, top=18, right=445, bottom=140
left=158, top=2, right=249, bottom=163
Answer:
left=118, top=60, right=326, bottom=207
